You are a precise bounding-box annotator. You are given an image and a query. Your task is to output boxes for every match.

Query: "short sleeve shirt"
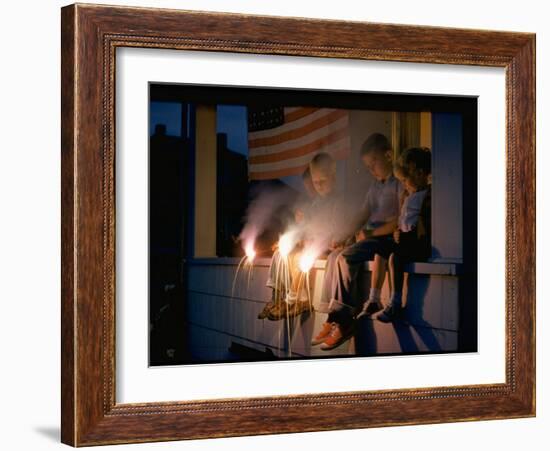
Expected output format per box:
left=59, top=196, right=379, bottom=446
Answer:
left=307, top=190, right=351, bottom=244
left=362, top=174, right=402, bottom=230
left=398, top=189, right=428, bottom=232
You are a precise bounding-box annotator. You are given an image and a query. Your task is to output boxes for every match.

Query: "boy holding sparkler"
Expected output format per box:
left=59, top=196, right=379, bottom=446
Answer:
left=311, top=133, right=403, bottom=350
left=257, top=167, right=317, bottom=319
left=262, top=152, right=349, bottom=321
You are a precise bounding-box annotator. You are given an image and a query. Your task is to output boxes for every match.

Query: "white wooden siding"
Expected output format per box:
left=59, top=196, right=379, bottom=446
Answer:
left=186, top=258, right=460, bottom=361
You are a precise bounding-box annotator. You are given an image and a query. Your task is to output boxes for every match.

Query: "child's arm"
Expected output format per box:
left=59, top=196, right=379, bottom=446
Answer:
left=393, top=228, right=401, bottom=243
left=350, top=205, right=371, bottom=235
left=358, top=217, right=398, bottom=240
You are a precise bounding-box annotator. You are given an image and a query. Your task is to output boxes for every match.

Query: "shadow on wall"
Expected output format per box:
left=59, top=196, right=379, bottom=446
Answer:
left=354, top=274, right=441, bottom=355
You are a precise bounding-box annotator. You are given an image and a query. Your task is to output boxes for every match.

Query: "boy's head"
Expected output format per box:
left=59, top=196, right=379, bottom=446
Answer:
left=394, top=147, right=431, bottom=193
left=309, top=152, right=337, bottom=197
left=360, top=133, right=393, bottom=181
left=301, top=166, right=317, bottom=199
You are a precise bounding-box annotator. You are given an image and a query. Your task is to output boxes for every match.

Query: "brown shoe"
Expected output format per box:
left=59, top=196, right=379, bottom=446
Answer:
left=267, top=298, right=287, bottom=321
left=287, top=300, right=311, bottom=318
left=268, top=299, right=310, bottom=321
left=311, top=322, right=334, bottom=346
left=258, top=300, right=276, bottom=319
left=320, top=322, right=354, bottom=351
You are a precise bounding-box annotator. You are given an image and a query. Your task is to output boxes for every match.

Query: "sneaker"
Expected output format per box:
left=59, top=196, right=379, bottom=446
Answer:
left=356, top=299, right=383, bottom=319
left=311, top=322, right=334, bottom=346
left=376, top=304, right=403, bottom=323
left=320, top=322, right=354, bottom=351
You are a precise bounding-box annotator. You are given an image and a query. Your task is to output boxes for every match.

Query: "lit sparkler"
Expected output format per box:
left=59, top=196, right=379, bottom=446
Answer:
left=298, top=251, right=316, bottom=273
left=278, top=231, right=296, bottom=258
left=244, top=242, right=256, bottom=263
left=231, top=240, right=256, bottom=300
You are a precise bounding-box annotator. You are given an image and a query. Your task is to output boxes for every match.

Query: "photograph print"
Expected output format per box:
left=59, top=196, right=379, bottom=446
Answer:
left=148, top=83, right=477, bottom=366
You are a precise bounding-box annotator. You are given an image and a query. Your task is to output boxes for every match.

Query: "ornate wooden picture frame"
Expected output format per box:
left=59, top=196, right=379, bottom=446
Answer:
left=61, top=3, right=535, bottom=446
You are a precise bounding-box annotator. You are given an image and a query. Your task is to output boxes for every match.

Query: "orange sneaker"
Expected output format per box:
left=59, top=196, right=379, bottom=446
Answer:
left=311, top=322, right=335, bottom=346
left=320, top=322, right=354, bottom=351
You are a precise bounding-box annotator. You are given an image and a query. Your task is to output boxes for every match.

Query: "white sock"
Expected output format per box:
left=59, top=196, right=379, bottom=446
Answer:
left=390, top=292, right=402, bottom=307
left=285, top=291, right=298, bottom=304
left=368, top=287, right=381, bottom=302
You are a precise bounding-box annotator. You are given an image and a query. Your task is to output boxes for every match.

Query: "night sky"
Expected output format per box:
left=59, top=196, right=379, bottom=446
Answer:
left=149, top=102, right=249, bottom=157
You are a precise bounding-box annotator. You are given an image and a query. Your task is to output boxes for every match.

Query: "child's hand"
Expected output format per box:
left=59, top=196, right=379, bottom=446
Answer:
left=271, top=242, right=279, bottom=252
left=393, top=229, right=401, bottom=243
left=355, top=229, right=367, bottom=242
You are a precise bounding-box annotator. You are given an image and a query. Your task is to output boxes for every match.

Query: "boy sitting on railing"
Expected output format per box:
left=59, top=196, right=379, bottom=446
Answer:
left=311, top=133, right=402, bottom=350
left=374, top=147, right=432, bottom=323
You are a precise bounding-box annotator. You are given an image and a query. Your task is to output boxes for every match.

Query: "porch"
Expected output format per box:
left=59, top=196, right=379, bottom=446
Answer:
left=186, top=257, right=462, bottom=361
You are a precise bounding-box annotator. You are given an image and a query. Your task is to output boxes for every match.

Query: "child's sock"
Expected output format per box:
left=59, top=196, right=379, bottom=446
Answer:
left=285, top=290, right=298, bottom=305
left=368, top=287, right=381, bottom=303
left=390, top=292, right=402, bottom=308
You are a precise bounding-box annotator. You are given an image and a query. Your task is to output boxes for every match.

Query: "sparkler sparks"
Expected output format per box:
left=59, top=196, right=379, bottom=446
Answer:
left=244, top=242, right=256, bottom=263
left=278, top=231, right=295, bottom=257
left=299, top=251, right=316, bottom=273
left=233, top=229, right=318, bottom=359
left=231, top=240, right=256, bottom=301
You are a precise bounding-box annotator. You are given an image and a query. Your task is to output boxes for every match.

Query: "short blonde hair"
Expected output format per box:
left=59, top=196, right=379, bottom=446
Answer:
left=309, top=152, right=336, bottom=174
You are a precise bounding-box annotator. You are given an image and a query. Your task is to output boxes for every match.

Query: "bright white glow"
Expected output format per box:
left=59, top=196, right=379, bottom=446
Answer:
left=299, top=251, right=316, bottom=273
left=244, top=242, right=256, bottom=263
left=246, top=250, right=256, bottom=262
left=278, top=232, right=295, bottom=257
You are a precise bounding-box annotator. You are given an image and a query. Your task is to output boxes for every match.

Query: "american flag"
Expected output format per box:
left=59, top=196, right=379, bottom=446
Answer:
left=247, top=107, right=351, bottom=180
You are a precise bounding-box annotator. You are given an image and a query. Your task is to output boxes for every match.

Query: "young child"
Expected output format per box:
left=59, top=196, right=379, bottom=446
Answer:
left=260, top=152, right=347, bottom=320
left=311, top=133, right=403, bottom=350
left=258, top=167, right=316, bottom=319
left=375, top=147, right=432, bottom=322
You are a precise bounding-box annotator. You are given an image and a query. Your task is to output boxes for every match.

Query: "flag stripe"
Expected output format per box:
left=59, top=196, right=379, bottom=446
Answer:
left=249, top=139, right=351, bottom=172
left=249, top=147, right=350, bottom=180
left=249, top=109, right=348, bottom=149
left=248, top=115, right=349, bottom=159
left=247, top=107, right=351, bottom=180
left=247, top=107, right=326, bottom=142
left=248, top=126, right=350, bottom=165
left=284, top=107, right=319, bottom=123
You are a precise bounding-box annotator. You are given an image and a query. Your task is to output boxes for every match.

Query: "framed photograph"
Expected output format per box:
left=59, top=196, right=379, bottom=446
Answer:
left=61, top=3, right=535, bottom=446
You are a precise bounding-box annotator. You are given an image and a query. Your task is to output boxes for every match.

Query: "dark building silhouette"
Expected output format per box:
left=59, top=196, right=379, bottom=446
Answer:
left=216, top=133, right=248, bottom=257
left=149, top=123, right=190, bottom=365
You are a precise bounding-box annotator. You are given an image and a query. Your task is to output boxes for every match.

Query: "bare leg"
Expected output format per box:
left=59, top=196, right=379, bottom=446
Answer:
left=377, top=252, right=405, bottom=322
left=371, top=254, right=387, bottom=290
left=388, top=253, right=404, bottom=302
left=356, top=254, right=387, bottom=319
